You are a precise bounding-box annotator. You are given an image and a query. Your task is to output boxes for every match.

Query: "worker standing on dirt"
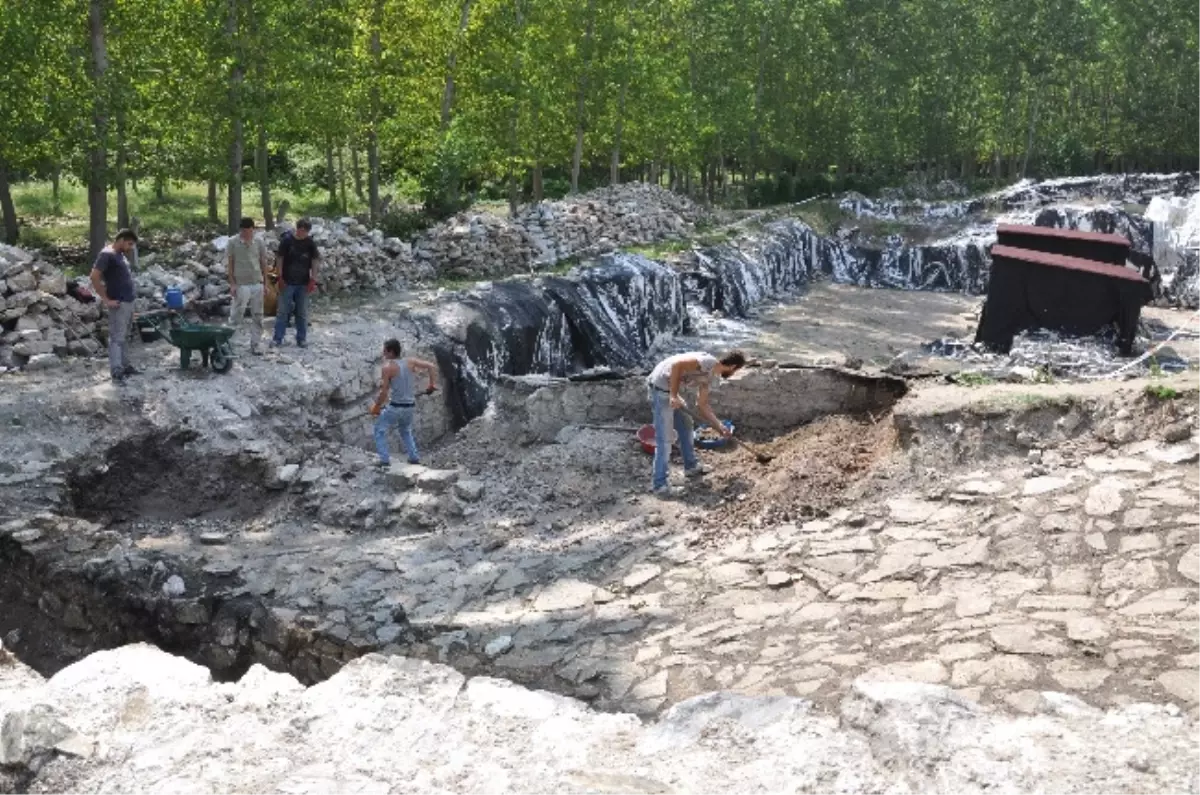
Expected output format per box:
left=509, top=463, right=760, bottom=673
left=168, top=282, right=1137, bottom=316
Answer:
left=272, top=218, right=320, bottom=349
left=370, top=339, right=440, bottom=468
left=226, top=217, right=270, bottom=355
left=646, top=350, right=746, bottom=495
left=90, top=228, right=140, bottom=384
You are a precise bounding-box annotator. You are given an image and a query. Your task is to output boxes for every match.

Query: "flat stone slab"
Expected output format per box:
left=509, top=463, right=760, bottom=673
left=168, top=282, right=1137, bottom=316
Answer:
left=416, top=468, right=460, bottom=493
left=454, top=479, right=485, bottom=501
left=385, top=464, right=426, bottom=489
left=533, top=579, right=596, bottom=612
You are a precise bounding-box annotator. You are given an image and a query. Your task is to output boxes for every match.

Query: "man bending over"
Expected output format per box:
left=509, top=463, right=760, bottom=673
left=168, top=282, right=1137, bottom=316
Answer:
left=646, top=350, right=746, bottom=495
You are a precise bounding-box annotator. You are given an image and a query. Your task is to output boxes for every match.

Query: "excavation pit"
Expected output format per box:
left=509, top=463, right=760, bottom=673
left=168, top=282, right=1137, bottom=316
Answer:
left=65, top=431, right=277, bottom=524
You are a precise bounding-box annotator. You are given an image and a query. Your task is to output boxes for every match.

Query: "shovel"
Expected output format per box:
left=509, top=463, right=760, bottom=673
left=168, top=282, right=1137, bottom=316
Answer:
left=331, top=387, right=438, bottom=427
left=679, top=405, right=774, bottom=465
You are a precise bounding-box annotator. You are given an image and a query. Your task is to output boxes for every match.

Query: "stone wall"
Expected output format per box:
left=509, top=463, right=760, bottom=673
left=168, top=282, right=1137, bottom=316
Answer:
left=0, top=246, right=102, bottom=372
left=494, top=365, right=908, bottom=441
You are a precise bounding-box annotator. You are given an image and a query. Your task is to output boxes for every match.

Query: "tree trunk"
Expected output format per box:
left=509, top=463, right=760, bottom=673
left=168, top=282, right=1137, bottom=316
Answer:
left=153, top=174, right=164, bottom=201
left=570, top=0, right=596, bottom=194
left=325, top=135, right=336, bottom=204
left=748, top=14, right=768, bottom=191
left=207, top=179, right=219, bottom=224
left=350, top=147, right=365, bottom=202
left=610, top=0, right=633, bottom=187
left=87, top=0, right=110, bottom=263
left=337, top=145, right=347, bottom=214
left=0, top=159, right=18, bottom=244
left=506, top=0, right=525, bottom=218
left=115, top=113, right=129, bottom=228
left=226, top=0, right=244, bottom=233
left=440, top=0, right=473, bottom=131
left=716, top=136, right=726, bottom=199
left=51, top=165, right=62, bottom=214
left=532, top=97, right=543, bottom=202
left=256, top=122, right=273, bottom=228
left=1020, top=91, right=1040, bottom=179
left=367, top=0, right=383, bottom=224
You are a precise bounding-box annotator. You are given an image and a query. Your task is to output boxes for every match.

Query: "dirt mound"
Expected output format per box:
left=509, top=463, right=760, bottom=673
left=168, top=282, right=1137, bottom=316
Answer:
left=702, top=414, right=896, bottom=535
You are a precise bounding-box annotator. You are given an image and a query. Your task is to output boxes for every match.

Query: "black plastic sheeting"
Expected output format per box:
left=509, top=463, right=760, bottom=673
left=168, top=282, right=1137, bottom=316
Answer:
left=403, top=202, right=1180, bottom=429
left=407, top=254, right=685, bottom=427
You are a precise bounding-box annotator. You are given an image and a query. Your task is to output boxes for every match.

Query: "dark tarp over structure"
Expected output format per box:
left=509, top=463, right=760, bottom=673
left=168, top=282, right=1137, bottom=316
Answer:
left=996, top=224, right=1131, bottom=265
left=975, top=244, right=1152, bottom=355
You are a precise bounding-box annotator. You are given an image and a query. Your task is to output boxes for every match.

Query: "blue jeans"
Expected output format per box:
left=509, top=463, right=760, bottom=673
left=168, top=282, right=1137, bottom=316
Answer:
left=651, top=388, right=698, bottom=489
left=273, top=284, right=308, bottom=345
left=374, top=404, right=419, bottom=465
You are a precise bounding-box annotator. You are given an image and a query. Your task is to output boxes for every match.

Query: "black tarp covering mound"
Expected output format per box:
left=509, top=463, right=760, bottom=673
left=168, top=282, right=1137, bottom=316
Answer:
left=398, top=177, right=1193, bottom=429
left=405, top=254, right=685, bottom=427
left=683, top=219, right=992, bottom=316
left=975, top=245, right=1152, bottom=356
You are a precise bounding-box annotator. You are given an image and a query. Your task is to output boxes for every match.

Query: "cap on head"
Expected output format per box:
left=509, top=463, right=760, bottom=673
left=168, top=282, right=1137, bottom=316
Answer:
left=383, top=339, right=402, bottom=358
left=296, top=218, right=312, bottom=231
left=115, top=228, right=138, bottom=243
left=239, top=217, right=255, bottom=229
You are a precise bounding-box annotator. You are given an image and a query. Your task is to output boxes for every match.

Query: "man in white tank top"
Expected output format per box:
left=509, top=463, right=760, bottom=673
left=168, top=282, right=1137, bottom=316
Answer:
left=646, top=349, right=746, bottom=495
left=370, top=339, right=440, bottom=467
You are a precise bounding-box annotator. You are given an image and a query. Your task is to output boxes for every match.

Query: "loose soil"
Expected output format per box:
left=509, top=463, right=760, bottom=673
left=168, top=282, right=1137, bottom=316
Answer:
left=698, top=414, right=898, bottom=537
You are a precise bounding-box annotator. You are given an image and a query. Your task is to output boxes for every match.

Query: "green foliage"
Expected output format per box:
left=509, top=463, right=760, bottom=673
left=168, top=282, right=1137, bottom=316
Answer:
left=1, top=0, right=1197, bottom=247
left=379, top=207, right=435, bottom=240
left=1144, top=384, right=1181, bottom=400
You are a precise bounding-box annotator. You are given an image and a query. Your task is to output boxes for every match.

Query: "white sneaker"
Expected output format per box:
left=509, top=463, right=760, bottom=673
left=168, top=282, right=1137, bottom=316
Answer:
left=684, top=464, right=708, bottom=478
left=652, top=484, right=683, bottom=497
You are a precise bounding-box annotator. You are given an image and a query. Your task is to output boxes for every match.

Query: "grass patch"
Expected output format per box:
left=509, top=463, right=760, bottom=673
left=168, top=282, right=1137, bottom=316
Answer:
left=787, top=200, right=846, bottom=236
left=9, top=179, right=396, bottom=250
left=1144, top=384, right=1181, bottom=400
left=626, top=239, right=692, bottom=259
left=953, top=371, right=997, bottom=387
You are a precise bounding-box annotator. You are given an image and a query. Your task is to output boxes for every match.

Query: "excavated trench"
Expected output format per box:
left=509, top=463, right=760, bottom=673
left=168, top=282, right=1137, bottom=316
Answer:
left=3, top=368, right=1197, bottom=722
left=2, top=430, right=288, bottom=680
left=0, top=366, right=912, bottom=702
left=66, top=430, right=276, bottom=523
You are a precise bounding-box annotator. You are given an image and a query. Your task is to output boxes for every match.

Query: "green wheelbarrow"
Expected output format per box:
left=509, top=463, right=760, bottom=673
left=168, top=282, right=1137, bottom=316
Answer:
left=137, top=310, right=236, bottom=373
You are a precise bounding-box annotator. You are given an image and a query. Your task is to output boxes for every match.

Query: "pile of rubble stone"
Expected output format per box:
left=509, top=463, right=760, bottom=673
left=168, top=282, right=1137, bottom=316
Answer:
left=137, top=183, right=704, bottom=303
left=0, top=245, right=102, bottom=373
left=413, top=183, right=703, bottom=279
left=132, top=217, right=428, bottom=309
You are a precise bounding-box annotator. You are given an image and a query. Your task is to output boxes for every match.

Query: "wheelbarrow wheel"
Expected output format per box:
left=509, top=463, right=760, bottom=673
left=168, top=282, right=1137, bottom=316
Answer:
left=210, top=343, right=234, bottom=374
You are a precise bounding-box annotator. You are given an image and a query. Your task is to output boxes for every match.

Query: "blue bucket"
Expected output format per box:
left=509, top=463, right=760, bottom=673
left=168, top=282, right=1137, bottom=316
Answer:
left=164, top=286, right=184, bottom=309
left=694, top=420, right=736, bottom=449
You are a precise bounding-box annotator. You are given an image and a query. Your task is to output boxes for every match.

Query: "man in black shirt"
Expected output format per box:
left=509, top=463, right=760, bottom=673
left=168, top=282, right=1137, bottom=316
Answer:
left=271, top=218, right=321, bottom=348
left=89, top=228, right=141, bottom=383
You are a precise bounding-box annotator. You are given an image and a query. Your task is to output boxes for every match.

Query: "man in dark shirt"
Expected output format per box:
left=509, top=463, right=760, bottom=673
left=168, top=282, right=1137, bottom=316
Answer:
left=271, top=218, right=321, bottom=349
left=89, top=228, right=140, bottom=383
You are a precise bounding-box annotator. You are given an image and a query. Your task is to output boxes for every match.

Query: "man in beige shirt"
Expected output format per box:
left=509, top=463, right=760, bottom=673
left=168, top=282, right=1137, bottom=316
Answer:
left=226, top=216, right=270, bottom=354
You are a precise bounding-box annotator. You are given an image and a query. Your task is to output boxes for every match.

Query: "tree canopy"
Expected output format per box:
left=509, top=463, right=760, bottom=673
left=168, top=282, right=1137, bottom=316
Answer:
left=1, top=0, right=1196, bottom=251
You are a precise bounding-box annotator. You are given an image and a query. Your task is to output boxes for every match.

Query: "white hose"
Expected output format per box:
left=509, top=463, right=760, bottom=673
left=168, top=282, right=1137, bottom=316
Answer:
left=1078, top=310, right=1200, bottom=380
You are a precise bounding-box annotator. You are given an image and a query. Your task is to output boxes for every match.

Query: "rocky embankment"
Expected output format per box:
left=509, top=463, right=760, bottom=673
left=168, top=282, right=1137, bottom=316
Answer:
left=1, top=644, right=1196, bottom=793
left=135, top=183, right=703, bottom=307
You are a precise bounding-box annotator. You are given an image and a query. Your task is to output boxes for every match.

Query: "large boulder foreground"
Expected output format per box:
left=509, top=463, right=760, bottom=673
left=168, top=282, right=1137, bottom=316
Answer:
left=1, top=643, right=1195, bottom=793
